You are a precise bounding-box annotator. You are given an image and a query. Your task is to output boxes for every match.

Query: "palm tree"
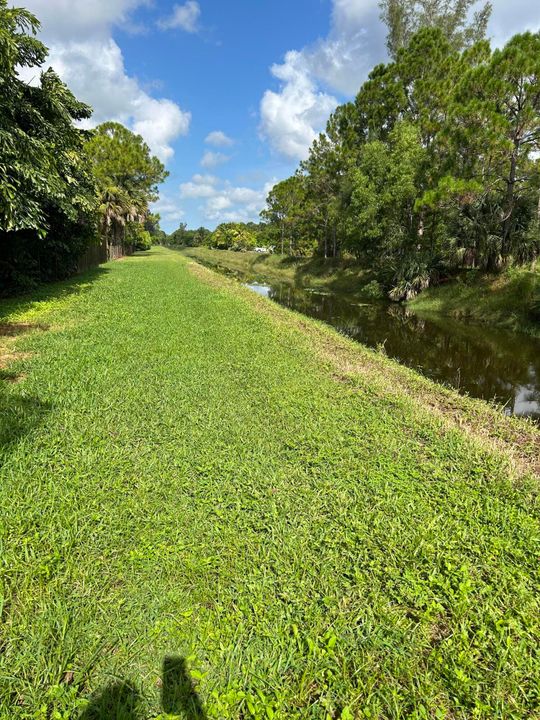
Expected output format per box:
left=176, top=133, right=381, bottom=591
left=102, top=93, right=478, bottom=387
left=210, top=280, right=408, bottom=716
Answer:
left=98, top=186, right=145, bottom=257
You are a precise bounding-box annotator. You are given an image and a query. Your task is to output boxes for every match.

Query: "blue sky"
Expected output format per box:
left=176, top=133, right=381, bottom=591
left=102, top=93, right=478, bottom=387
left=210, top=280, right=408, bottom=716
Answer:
left=23, top=0, right=540, bottom=232
left=119, top=0, right=336, bottom=230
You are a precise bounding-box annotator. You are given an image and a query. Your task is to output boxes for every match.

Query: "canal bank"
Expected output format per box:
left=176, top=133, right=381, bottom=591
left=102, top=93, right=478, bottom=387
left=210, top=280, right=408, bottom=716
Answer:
left=180, top=247, right=540, bottom=338
left=180, top=247, right=540, bottom=420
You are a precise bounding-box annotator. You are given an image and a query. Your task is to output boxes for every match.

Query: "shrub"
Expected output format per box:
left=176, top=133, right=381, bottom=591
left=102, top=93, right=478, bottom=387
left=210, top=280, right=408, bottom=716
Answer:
left=127, top=225, right=153, bottom=251
left=362, top=280, right=385, bottom=300
left=209, top=223, right=257, bottom=251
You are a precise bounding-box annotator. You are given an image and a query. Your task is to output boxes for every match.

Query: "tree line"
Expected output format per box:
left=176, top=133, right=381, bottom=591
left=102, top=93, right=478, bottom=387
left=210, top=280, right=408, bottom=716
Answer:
left=164, top=222, right=278, bottom=252
left=0, top=1, right=166, bottom=295
left=260, top=0, right=540, bottom=299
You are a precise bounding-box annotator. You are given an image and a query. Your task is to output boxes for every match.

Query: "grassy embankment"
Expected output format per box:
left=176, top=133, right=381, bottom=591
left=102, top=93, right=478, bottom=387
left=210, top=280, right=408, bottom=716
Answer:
left=409, top=266, right=540, bottom=337
left=1, top=247, right=539, bottom=719
left=180, top=246, right=375, bottom=298
left=181, top=247, right=540, bottom=335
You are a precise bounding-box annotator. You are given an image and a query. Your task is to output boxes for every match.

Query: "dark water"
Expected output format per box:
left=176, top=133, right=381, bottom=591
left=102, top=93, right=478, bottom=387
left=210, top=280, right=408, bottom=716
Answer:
left=244, top=280, right=540, bottom=421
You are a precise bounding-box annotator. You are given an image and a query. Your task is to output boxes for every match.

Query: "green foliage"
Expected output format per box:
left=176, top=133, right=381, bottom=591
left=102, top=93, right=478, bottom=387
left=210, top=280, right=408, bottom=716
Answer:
left=379, top=0, right=492, bottom=58
left=0, top=0, right=99, bottom=292
left=182, top=246, right=374, bottom=300
left=447, top=32, right=540, bottom=263
left=410, top=264, right=540, bottom=334
left=127, top=225, right=153, bottom=251
left=362, top=279, right=385, bottom=299
left=0, top=0, right=168, bottom=295
left=342, top=122, right=426, bottom=264
left=264, top=25, right=540, bottom=300
left=85, top=122, right=168, bottom=250
left=165, top=224, right=212, bottom=248
left=1, top=248, right=538, bottom=718
left=261, top=176, right=309, bottom=255
left=166, top=223, right=276, bottom=252
left=209, top=223, right=257, bottom=251
left=144, top=212, right=166, bottom=243
left=85, top=122, right=167, bottom=208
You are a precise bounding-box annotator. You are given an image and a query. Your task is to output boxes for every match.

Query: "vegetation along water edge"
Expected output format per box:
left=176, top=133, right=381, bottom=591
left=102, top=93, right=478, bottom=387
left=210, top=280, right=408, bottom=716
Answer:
left=180, top=247, right=540, bottom=337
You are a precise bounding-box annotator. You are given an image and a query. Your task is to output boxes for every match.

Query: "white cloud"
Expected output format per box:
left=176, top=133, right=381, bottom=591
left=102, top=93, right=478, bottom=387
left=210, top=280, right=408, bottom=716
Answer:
left=259, top=0, right=540, bottom=162
left=305, top=0, right=383, bottom=96
left=206, top=196, right=233, bottom=215
left=201, top=151, right=231, bottom=168
left=259, top=0, right=383, bottom=160
left=205, top=130, right=235, bottom=147
left=153, top=193, right=185, bottom=223
left=180, top=180, right=218, bottom=199
left=200, top=180, right=276, bottom=223
left=23, top=0, right=149, bottom=41
left=23, top=0, right=191, bottom=162
left=260, top=51, right=337, bottom=160
left=157, top=1, right=201, bottom=32
left=192, top=174, right=219, bottom=185
left=175, top=174, right=277, bottom=224
left=132, top=98, right=190, bottom=162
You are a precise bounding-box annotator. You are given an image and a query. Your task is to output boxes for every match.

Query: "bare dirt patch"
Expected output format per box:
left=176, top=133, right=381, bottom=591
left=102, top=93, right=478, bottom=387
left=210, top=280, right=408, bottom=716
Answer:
left=0, top=370, right=26, bottom=384
left=0, top=352, right=31, bottom=371
left=0, top=322, right=48, bottom=337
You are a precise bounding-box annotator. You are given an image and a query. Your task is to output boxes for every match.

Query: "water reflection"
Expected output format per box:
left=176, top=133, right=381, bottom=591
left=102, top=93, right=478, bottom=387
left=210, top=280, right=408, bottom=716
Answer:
left=247, top=281, right=540, bottom=421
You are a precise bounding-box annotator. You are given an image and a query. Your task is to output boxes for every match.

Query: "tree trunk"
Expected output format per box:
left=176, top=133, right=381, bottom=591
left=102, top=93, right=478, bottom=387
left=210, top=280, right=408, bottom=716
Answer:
left=501, top=145, right=519, bottom=256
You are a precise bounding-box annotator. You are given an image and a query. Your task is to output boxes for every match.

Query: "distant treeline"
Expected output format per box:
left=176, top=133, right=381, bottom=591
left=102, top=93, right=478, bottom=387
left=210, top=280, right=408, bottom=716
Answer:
left=0, top=1, right=166, bottom=295
left=164, top=222, right=279, bottom=252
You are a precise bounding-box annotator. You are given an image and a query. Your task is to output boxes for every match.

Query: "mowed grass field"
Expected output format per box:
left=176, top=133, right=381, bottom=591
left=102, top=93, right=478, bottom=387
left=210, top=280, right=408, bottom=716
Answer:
left=0, top=247, right=539, bottom=719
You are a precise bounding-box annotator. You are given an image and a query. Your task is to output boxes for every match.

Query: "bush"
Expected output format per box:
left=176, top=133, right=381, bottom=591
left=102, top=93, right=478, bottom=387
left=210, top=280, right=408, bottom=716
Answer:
left=135, top=230, right=152, bottom=251
left=362, top=280, right=385, bottom=300
left=127, top=225, right=153, bottom=251
left=209, top=223, right=257, bottom=251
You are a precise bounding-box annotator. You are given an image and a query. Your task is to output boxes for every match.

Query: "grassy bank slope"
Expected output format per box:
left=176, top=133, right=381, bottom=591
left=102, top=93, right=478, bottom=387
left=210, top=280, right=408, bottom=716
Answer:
left=1, top=247, right=539, bottom=719
left=181, top=247, right=540, bottom=336
left=180, top=246, right=375, bottom=298
left=409, top=266, right=540, bottom=337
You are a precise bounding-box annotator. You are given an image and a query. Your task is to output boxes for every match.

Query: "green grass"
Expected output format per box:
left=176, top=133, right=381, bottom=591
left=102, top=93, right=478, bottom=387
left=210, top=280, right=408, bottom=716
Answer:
left=0, top=247, right=539, bottom=719
left=409, top=266, right=540, bottom=337
left=180, top=247, right=374, bottom=298
left=182, top=248, right=540, bottom=337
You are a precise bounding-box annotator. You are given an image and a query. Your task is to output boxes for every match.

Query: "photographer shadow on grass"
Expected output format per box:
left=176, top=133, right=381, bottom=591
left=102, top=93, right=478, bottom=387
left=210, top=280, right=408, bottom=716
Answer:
left=80, top=656, right=206, bottom=720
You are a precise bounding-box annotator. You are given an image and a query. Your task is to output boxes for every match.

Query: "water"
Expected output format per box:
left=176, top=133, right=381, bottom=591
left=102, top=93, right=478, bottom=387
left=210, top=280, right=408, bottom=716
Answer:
left=244, top=280, right=540, bottom=421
